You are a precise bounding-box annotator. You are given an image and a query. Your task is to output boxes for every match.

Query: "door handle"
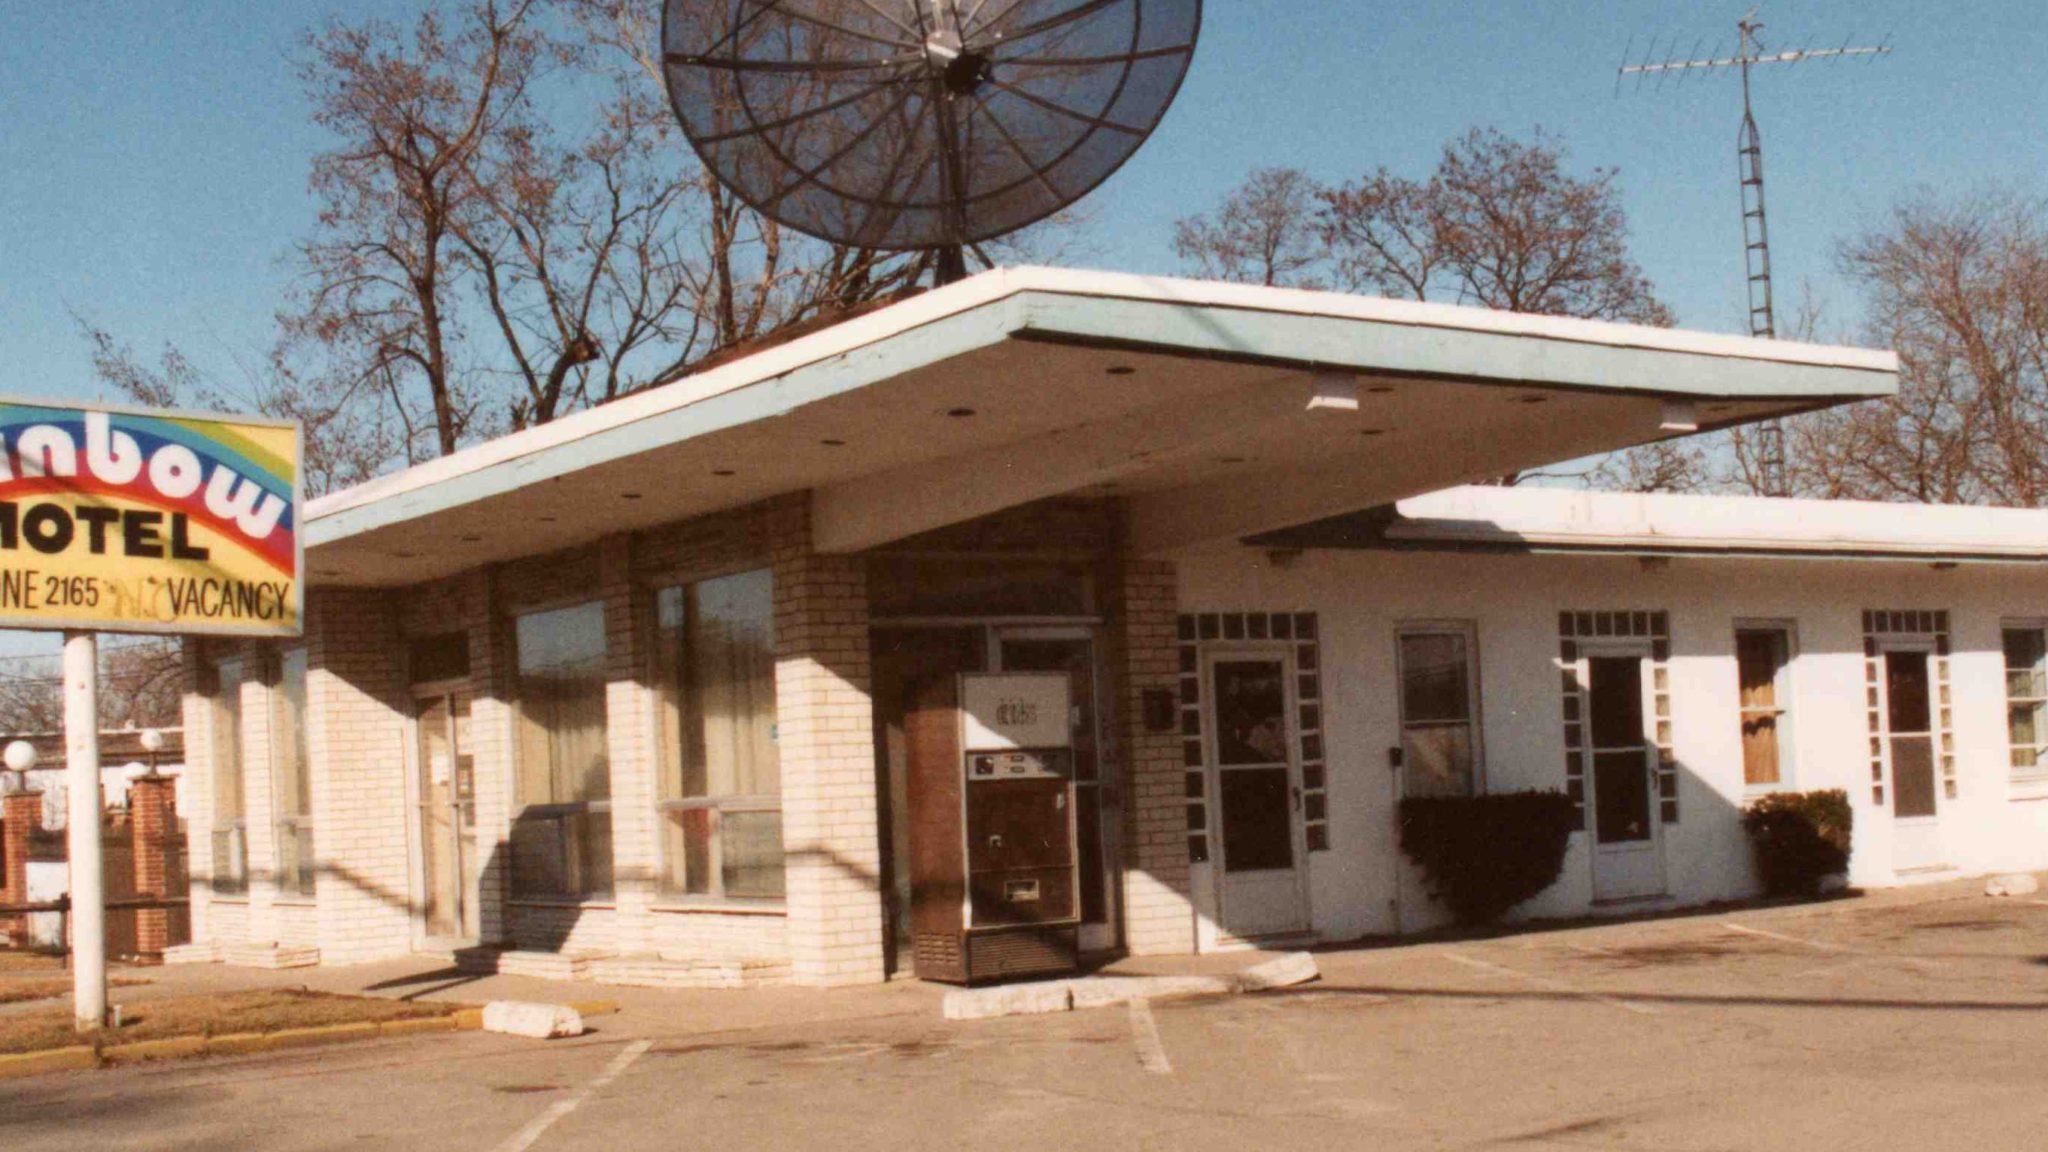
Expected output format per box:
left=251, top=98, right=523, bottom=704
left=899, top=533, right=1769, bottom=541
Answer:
left=1292, top=785, right=1302, bottom=812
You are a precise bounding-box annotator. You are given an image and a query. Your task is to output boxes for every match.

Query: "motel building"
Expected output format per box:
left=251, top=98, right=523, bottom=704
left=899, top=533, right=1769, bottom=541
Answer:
left=164, top=269, right=2048, bottom=986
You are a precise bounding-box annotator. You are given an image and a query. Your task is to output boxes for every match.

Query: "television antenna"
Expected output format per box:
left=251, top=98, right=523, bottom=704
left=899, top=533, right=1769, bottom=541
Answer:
left=1618, top=7, right=1891, bottom=494
left=661, top=0, right=1202, bottom=284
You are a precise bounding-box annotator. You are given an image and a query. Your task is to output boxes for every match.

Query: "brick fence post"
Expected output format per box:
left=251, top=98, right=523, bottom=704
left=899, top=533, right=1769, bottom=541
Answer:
left=3, top=788, right=43, bottom=946
left=130, top=775, right=177, bottom=964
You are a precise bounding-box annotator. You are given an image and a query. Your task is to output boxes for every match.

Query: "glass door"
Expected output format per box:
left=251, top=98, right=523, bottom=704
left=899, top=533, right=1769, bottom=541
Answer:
left=1880, top=646, right=1943, bottom=870
left=1205, top=652, right=1310, bottom=939
left=1584, top=649, right=1665, bottom=901
left=995, top=628, right=1117, bottom=953
left=414, top=689, right=478, bottom=944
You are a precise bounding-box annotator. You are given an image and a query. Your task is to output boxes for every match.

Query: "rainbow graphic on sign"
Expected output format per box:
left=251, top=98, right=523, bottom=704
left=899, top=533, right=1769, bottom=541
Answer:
left=0, top=400, right=301, bottom=636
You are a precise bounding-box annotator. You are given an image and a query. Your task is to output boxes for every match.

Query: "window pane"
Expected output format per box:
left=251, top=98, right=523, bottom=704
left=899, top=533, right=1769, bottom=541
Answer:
left=1735, top=629, right=1785, bottom=710
left=720, top=811, right=785, bottom=899
left=1742, top=715, right=1781, bottom=786
left=516, top=602, right=609, bottom=805
left=689, top=571, right=779, bottom=799
left=2005, top=629, right=2047, bottom=696
left=1219, top=767, right=1294, bottom=872
left=273, top=649, right=311, bottom=821
left=1403, top=724, right=1473, bottom=798
left=655, top=572, right=784, bottom=900
left=1213, top=660, right=1289, bottom=766
left=1400, top=633, right=1470, bottom=724
left=2010, top=703, right=2041, bottom=753
left=1885, top=652, right=1932, bottom=733
left=212, top=659, right=246, bottom=822
left=1587, top=656, right=1645, bottom=749
left=512, top=602, right=611, bottom=898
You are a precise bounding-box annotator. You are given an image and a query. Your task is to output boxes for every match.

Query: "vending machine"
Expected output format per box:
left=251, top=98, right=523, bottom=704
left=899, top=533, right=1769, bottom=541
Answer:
left=907, top=672, right=1081, bottom=984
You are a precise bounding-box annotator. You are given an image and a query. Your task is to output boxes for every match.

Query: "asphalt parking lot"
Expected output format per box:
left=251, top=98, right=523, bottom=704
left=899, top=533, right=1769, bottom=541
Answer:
left=5, top=884, right=2047, bottom=1151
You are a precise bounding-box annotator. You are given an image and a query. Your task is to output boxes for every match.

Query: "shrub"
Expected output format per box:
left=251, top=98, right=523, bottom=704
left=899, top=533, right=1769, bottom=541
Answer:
left=1399, top=790, right=1579, bottom=924
left=1741, top=789, right=1852, bottom=897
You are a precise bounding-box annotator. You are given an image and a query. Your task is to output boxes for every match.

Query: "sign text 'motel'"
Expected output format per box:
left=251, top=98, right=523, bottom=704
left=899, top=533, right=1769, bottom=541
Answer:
left=0, top=401, right=302, bottom=636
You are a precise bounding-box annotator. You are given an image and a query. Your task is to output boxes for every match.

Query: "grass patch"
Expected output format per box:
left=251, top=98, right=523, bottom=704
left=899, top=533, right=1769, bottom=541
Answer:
left=0, top=951, right=64, bottom=975
left=0, top=990, right=458, bottom=1056
left=0, top=976, right=150, bottom=1005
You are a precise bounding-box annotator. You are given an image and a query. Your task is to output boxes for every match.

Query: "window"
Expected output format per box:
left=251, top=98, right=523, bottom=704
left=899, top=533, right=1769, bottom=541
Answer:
left=510, top=601, right=612, bottom=898
left=1735, top=625, right=1794, bottom=788
left=654, top=570, right=783, bottom=900
left=210, top=656, right=249, bottom=895
left=2004, top=625, right=2048, bottom=777
left=271, top=648, right=314, bottom=896
left=1397, top=625, right=1480, bottom=797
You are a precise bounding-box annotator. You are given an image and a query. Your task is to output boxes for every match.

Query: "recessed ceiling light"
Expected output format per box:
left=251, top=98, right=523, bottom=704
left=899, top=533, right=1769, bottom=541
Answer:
left=536, top=516, right=557, bottom=523
left=1519, top=395, right=1549, bottom=405
left=459, top=534, right=483, bottom=543
left=1106, top=365, right=1136, bottom=376
left=1360, top=428, right=1387, bottom=437
left=1368, top=385, right=1396, bottom=394
left=819, top=438, right=846, bottom=447
left=712, top=469, right=736, bottom=477
left=621, top=492, right=644, bottom=500
left=946, top=407, right=977, bottom=418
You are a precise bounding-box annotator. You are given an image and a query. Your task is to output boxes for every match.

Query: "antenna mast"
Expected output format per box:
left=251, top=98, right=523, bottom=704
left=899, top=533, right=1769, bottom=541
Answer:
left=1618, top=7, right=1891, bottom=495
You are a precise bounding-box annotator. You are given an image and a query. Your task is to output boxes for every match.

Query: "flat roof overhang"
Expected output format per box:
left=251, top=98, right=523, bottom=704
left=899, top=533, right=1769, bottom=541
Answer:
left=303, top=267, right=1898, bottom=587
left=1253, top=485, right=2048, bottom=567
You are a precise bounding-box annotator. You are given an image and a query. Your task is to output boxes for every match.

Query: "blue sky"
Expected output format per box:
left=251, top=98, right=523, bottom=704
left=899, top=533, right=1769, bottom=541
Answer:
left=0, top=1, right=2040, bottom=655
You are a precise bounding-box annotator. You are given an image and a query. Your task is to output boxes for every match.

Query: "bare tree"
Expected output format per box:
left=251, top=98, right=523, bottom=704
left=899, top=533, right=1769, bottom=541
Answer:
left=1783, top=188, right=2048, bottom=505
left=1320, top=128, right=1673, bottom=326
left=0, top=641, right=183, bottom=737
left=1171, top=167, right=1326, bottom=287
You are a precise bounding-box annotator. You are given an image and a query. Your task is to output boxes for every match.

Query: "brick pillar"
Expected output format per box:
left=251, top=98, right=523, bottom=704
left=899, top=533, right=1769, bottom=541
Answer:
left=3, top=789, right=40, bottom=946
left=130, top=774, right=176, bottom=963
left=1105, top=556, right=1197, bottom=956
left=597, top=535, right=658, bottom=956
left=776, top=497, right=886, bottom=987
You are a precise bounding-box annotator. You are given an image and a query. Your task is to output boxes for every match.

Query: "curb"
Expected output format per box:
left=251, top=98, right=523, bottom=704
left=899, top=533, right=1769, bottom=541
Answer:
left=0, top=999, right=621, bottom=1080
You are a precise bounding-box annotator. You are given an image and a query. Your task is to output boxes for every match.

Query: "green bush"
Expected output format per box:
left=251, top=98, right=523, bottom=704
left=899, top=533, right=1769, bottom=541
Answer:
left=1741, top=790, right=1852, bottom=896
left=1399, top=790, right=1579, bottom=924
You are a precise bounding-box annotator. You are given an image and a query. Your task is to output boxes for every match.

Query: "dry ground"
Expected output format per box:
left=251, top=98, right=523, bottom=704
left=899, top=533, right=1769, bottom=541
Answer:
left=0, top=989, right=456, bottom=1055
left=2, top=882, right=2044, bottom=1151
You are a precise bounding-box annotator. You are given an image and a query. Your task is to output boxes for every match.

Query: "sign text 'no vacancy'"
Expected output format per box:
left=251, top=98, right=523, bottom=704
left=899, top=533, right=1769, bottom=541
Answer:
left=0, top=400, right=302, bottom=637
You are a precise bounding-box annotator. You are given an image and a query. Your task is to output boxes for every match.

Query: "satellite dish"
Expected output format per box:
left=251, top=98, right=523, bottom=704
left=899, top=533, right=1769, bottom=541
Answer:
left=662, top=0, right=1201, bottom=280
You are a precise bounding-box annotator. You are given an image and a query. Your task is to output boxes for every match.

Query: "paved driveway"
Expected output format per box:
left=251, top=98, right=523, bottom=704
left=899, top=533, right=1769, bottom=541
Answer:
left=5, top=885, right=2047, bottom=1151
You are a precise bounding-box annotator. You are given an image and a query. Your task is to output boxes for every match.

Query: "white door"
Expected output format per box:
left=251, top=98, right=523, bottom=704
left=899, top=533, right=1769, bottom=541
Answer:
left=1583, top=647, right=1666, bottom=901
left=1205, top=651, right=1310, bottom=939
left=410, top=687, right=479, bottom=947
left=1878, top=644, right=1945, bottom=872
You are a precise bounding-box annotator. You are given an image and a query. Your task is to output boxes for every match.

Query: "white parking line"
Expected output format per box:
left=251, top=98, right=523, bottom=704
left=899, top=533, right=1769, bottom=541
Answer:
left=1442, top=951, right=1657, bottom=1016
left=491, top=1039, right=653, bottom=1152
left=1721, top=921, right=1949, bottom=973
left=1127, top=998, right=1173, bottom=1075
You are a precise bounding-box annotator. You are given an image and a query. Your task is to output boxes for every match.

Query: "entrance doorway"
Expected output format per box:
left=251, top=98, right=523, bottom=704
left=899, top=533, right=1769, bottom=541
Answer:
left=1203, top=650, right=1311, bottom=939
left=1878, top=644, right=1944, bottom=871
left=1582, top=648, right=1666, bottom=901
left=873, top=623, right=1120, bottom=972
left=412, top=687, right=479, bottom=945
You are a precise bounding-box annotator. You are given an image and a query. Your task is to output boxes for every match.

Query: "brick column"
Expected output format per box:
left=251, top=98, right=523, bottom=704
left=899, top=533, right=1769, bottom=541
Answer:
left=775, top=497, right=886, bottom=987
left=1105, top=556, right=1197, bottom=956
left=306, top=589, right=413, bottom=963
left=130, top=774, right=177, bottom=963
left=2, top=789, right=40, bottom=946
left=598, top=535, right=658, bottom=956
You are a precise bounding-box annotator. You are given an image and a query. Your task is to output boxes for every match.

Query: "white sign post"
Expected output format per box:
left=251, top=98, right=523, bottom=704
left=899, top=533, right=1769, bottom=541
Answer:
left=63, top=631, right=104, bottom=1031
